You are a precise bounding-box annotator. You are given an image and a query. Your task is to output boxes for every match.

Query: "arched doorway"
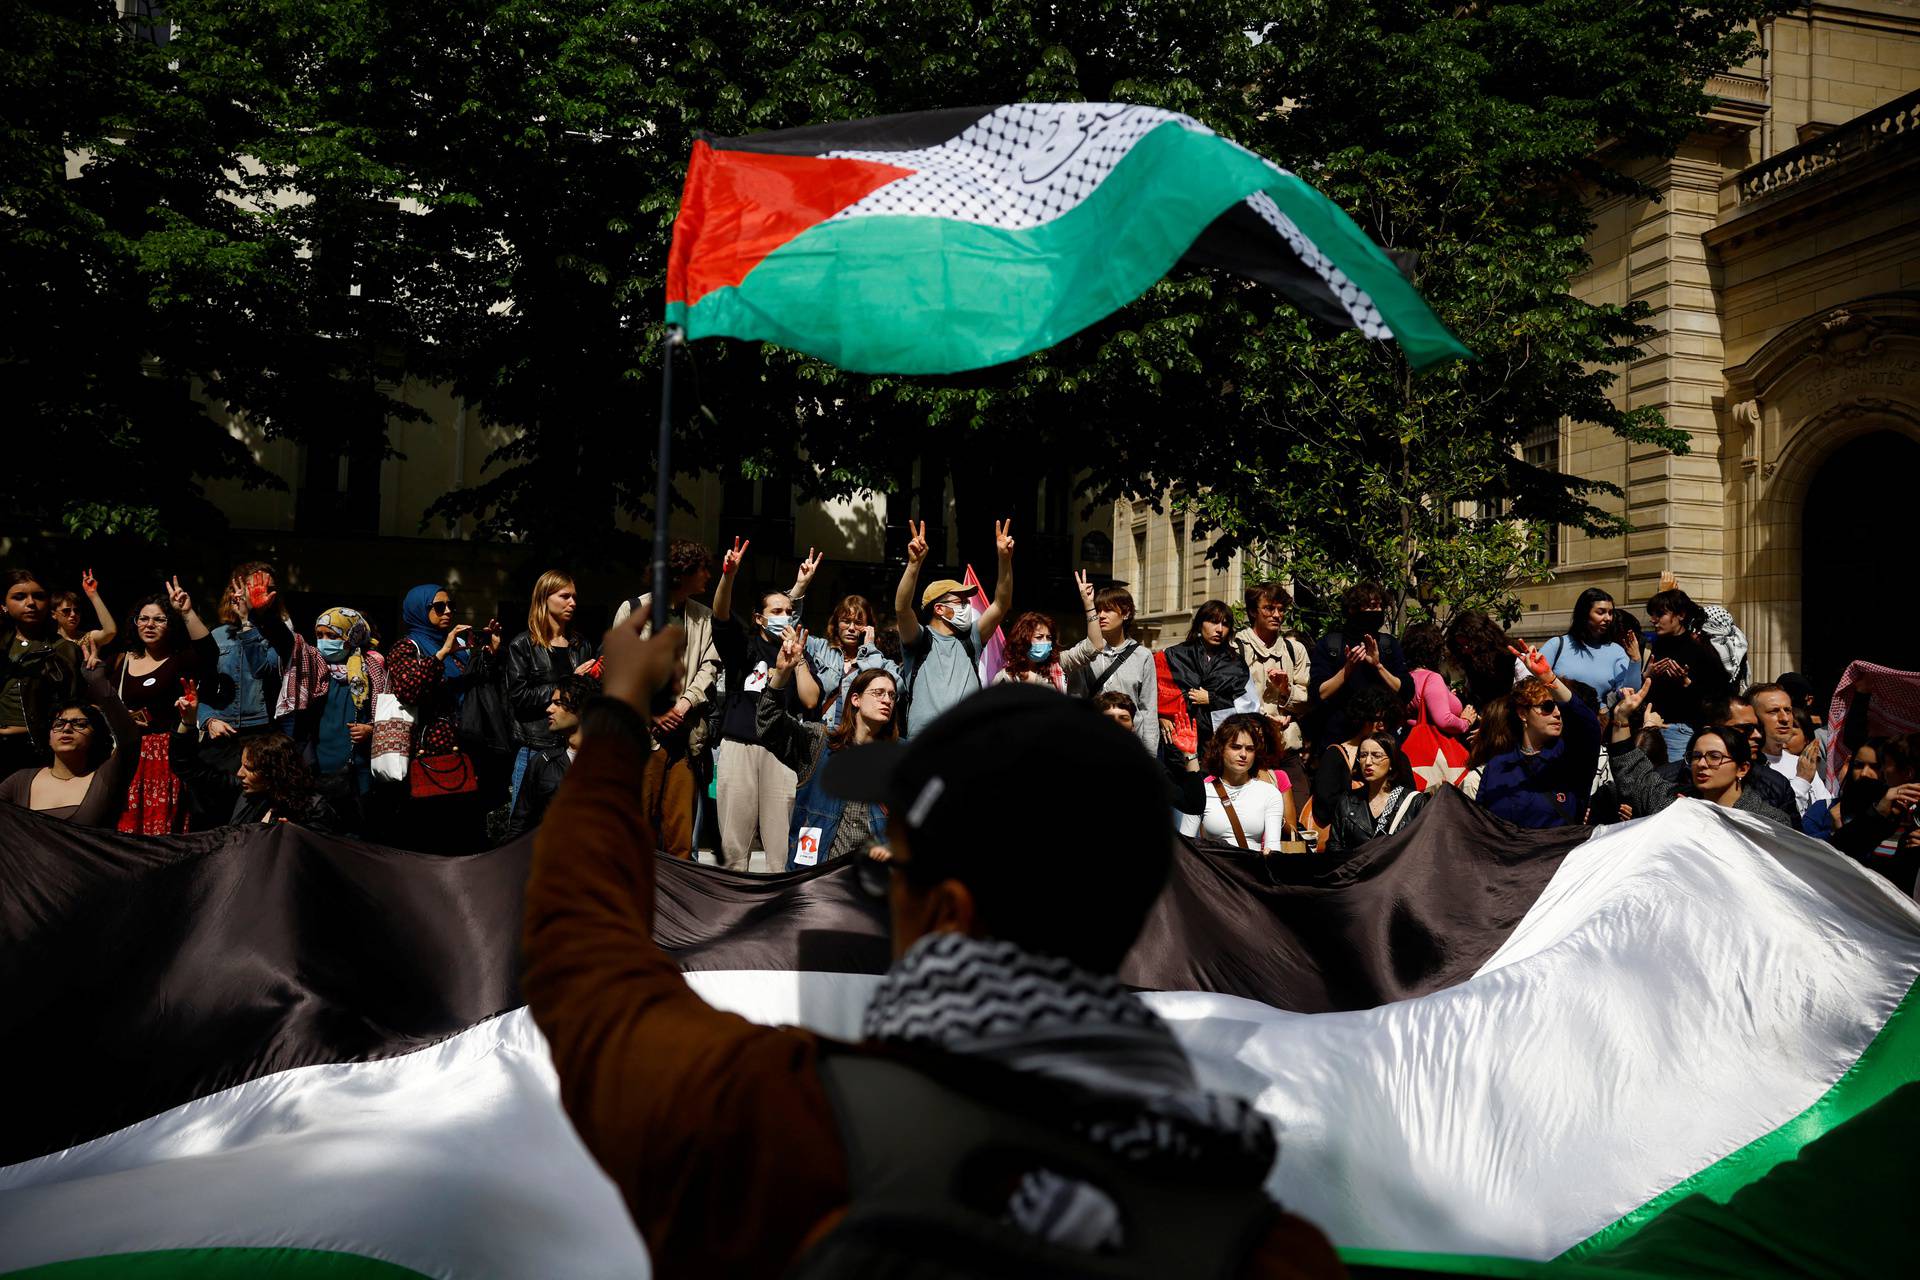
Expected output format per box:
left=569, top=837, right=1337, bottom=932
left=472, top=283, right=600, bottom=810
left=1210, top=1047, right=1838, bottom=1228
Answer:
left=1802, top=430, right=1920, bottom=698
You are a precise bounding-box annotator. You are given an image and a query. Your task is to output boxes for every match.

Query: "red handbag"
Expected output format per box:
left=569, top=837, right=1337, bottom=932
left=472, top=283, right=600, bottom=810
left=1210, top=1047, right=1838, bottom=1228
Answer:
left=1403, top=670, right=1468, bottom=792
left=409, top=750, right=477, bottom=799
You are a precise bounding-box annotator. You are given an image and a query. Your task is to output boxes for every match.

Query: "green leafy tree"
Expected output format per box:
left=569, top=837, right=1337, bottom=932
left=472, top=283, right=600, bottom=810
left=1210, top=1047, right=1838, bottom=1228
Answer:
left=1139, top=0, right=1777, bottom=630
left=0, top=1, right=286, bottom=543
left=10, top=0, right=1775, bottom=609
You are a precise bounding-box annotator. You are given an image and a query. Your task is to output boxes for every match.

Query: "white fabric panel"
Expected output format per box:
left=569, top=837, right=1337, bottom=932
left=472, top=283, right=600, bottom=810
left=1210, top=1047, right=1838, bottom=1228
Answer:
left=4, top=801, right=1914, bottom=1274
left=0, top=1011, right=649, bottom=1278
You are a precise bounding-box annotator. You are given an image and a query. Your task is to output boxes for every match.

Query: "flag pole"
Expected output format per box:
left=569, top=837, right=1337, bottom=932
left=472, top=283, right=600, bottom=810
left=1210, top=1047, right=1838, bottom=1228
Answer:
left=651, top=324, right=682, bottom=635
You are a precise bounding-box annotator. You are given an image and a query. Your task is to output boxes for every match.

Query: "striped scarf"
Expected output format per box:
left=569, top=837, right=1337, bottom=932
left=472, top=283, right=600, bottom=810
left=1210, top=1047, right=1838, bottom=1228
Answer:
left=862, top=932, right=1276, bottom=1249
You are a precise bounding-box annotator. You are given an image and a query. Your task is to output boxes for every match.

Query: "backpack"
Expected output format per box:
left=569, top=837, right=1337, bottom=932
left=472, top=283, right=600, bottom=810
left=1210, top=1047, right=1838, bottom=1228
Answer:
left=788, top=1047, right=1279, bottom=1280
left=1700, top=606, right=1750, bottom=690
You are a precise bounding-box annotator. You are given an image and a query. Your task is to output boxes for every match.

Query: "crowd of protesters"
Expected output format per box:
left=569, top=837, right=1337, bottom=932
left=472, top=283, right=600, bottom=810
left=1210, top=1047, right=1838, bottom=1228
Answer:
left=1, top=546, right=1913, bottom=898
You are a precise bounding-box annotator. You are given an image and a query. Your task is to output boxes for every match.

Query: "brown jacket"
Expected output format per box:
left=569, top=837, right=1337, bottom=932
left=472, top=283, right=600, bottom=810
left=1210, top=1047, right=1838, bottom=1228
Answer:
left=524, top=699, right=1347, bottom=1280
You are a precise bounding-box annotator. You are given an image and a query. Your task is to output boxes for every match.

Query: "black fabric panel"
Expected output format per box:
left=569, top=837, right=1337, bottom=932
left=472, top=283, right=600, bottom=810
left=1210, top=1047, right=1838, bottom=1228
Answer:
left=703, top=105, right=997, bottom=155
left=0, top=806, right=889, bottom=1164
left=0, top=786, right=1570, bottom=1162
left=1179, top=200, right=1419, bottom=328
left=0, top=807, right=532, bottom=1166
left=1121, top=786, right=1583, bottom=1011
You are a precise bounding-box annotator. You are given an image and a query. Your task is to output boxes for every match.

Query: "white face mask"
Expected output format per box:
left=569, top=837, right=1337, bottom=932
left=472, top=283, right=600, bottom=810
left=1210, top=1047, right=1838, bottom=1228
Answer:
left=763, top=613, right=793, bottom=635
left=942, top=602, right=974, bottom=631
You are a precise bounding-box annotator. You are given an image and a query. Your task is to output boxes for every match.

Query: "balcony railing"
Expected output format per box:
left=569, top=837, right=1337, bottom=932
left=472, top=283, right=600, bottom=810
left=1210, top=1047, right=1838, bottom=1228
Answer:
left=1736, top=87, right=1920, bottom=204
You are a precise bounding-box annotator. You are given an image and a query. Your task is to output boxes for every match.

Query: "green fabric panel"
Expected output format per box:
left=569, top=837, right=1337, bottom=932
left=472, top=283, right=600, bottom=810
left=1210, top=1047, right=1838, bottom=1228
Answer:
left=1570, top=1082, right=1920, bottom=1278
left=671, top=121, right=1467, bottom=373
left=1560, top=974, right=1920, bottom=1263
left=5, top=1249, right=428, bottom=1279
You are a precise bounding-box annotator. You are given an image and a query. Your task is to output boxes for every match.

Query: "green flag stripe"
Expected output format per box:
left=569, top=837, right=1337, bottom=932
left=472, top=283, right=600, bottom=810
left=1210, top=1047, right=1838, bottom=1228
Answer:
left=1558, top=970, right=1920, bottom=1262
left=669, top=120, right=1467, bottom=373
left=1334, top=974, right=1920, bottom=1276
left=4, top=1249, right=428, bottom=1278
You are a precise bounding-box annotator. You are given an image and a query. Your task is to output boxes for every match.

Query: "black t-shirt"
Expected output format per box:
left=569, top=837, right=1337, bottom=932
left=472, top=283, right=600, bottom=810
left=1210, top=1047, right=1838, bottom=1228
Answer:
left=714, top=622, right=795, bottom=744
left=1647, top=632, right=1729, bottom=728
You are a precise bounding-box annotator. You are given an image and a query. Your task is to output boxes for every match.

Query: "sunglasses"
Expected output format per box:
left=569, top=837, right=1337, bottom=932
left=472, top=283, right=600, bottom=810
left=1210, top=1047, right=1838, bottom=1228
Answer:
left=429, top=602, right=454, bottom=614
left=50, top=717, right=93, bottom=732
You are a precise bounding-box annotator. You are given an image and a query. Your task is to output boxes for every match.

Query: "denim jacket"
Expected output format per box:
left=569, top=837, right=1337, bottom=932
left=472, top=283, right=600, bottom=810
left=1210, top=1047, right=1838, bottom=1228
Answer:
left=200, top=623, right=281, bottom=731
left=755, top=695, right=888, bottom=869
left=806, top=636, right=902, bottom=730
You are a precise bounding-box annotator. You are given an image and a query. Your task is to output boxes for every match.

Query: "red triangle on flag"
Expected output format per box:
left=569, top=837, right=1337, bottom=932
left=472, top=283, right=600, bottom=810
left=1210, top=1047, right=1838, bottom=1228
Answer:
left=667, top=142, right=912, bottom=307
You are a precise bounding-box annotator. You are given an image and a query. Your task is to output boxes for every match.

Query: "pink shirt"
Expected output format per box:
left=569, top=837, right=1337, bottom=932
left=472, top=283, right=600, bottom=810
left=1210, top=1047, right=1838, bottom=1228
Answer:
left=1407, top=668, right=1473, bottom=735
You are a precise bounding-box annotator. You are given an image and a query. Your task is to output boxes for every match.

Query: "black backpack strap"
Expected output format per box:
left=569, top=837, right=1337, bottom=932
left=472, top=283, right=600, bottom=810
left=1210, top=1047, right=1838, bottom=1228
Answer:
left=1086, top=642, right=1138, bottom=696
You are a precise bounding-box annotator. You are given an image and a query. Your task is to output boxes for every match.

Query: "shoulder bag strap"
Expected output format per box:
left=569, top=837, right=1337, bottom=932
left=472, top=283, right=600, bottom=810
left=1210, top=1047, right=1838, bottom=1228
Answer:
left=1413, top=670, right=1434, bottom=728
left=1087, top=641, right=1138, bottom=696
left=1210, top=777, right=1251, bottom=850
left=1385, top=790, right=1417, bottom=836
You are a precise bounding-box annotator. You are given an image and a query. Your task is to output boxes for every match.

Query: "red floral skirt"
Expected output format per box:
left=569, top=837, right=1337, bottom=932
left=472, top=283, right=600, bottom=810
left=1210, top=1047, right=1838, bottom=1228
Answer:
left=117, top=732, right=188, bottom=836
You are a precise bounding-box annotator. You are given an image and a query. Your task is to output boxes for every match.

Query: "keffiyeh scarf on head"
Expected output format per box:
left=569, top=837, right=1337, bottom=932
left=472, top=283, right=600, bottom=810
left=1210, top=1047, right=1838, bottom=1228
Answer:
left=861, top=932, right=1277, bottom=1251
left=274, top=607, right=385, bottom=719
left=316, top=606, right=374, bottom=712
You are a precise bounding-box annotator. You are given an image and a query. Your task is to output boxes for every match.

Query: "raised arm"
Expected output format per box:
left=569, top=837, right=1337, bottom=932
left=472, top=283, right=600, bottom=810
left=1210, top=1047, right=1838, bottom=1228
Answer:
left=787, top=547, right=822, bottom=610
left=779, top=625, right=822, bottom=711
left=1058, top=570, right=1107, bottom=673
left=976, top=519, right=1015, bottom=639
left=523, top=618, right=842, bottom=1257
left=712, top=536, right=747, bottom=625
left=894, top=520, right=928, bottom=649
left=79, top=569, right=116, bottom=649
left=759, top=631, right=820, bottom=774
left=165, top=576, right=212, bottom=643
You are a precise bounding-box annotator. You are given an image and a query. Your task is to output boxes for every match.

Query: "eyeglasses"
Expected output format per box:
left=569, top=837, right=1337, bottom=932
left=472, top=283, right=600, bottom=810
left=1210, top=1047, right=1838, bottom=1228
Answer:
left=1686, top=751, right=1732, bottom=766
left=50, top=717, right=93, bottom=732
left=1354, top=750, right=1389, bottom=762
left=429, top=602, right=454, bottom=614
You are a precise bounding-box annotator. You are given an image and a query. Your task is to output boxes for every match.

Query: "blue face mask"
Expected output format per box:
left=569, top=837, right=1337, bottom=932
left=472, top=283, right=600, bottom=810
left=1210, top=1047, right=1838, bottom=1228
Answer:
left=1028, top=639, right=1054, bottom=662
left=316, top=638, right=347, bottom=662
left=763, top=613, right=793, bottom=636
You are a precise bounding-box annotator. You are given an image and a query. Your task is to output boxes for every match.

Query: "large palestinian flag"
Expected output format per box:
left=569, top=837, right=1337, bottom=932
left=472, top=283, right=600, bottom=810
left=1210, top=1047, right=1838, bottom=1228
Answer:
left=3, top=790, right=1917, bottom=1276
left=663, top=102, right=1471, bottom=373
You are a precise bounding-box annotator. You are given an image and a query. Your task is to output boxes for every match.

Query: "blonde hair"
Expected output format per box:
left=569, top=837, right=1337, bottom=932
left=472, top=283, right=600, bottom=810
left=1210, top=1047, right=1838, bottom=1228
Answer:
left=526, top=570, right=576, bottom=649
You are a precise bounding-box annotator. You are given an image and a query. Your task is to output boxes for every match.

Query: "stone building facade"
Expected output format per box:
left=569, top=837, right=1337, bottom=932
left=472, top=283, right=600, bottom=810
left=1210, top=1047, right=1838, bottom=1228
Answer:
left=1115, top=10, right=1919, bottom=696
left=1511, top=5, right=1920, bottom=698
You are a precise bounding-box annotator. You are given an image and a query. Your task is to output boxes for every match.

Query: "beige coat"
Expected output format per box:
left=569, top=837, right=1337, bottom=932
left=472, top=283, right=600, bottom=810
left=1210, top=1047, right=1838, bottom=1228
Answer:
left=614, top=594, right=722, bottom=755
left=1232, top=626, right=1311, bottom=749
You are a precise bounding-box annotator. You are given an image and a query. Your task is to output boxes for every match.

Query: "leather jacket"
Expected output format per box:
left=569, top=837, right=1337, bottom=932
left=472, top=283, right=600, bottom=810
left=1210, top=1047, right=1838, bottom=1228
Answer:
left=504, top=631, right=598, bottom=749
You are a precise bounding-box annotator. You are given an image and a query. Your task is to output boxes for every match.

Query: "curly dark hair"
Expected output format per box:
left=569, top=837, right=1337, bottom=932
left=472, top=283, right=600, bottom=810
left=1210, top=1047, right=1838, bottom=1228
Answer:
left=1203, top=713, right=1278, bottom=778
left=1401, top=621, right=1447, bottom=673
left=120, top=593, right=188, bottom=657
left=1344, top=686, right=1402, bottom=741
left=552, top=673, right=601, bottom=712
left=1341, top=581, right=1388, bottom=618
left=1446, top=611, right=1517, bottom=711
left=667, top=538, right=714, bottom=582
left=1001, top=611, right=1060, bottom=680
left=242, top=734, right=317, bottom=815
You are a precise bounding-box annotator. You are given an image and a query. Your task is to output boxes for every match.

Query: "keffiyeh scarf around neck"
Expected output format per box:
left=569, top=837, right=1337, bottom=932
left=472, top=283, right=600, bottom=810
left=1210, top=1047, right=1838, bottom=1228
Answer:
left=861, top=933, right=1277, bottom=1251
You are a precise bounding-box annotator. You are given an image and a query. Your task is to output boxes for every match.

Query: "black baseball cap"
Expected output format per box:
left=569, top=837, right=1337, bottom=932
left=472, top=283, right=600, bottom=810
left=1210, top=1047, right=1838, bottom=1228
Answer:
left=820, top=683, right=1175, bottom=903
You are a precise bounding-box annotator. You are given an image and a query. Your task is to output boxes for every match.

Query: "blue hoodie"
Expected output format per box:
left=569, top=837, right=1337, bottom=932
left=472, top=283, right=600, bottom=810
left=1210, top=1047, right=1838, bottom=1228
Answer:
left=1478, top=696, right=1602, bottom=828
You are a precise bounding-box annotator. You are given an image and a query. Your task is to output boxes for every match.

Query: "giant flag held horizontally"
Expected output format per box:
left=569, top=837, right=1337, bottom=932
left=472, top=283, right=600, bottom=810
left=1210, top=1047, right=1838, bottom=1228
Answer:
left=663, top=102, right=1472, bottom=374
left=3, top=790, right=1916, bottom=1276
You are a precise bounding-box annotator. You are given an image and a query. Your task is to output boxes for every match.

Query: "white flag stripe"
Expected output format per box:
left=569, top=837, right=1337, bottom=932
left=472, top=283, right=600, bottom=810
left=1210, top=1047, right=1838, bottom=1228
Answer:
left=3, top=803, right=1912, bottom=1275
left=0, top=1011, right=649, bottom=1278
